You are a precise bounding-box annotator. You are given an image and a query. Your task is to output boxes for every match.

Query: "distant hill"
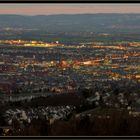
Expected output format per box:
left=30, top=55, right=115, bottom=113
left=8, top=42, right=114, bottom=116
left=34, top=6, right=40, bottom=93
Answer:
left=0, top=14, right=140, bottom=33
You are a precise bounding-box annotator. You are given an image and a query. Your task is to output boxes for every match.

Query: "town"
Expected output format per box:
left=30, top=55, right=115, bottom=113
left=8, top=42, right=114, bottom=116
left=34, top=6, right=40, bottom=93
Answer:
left=0, top=39, right=139, bottom=135
left=0, top=40, right=139, bottom=95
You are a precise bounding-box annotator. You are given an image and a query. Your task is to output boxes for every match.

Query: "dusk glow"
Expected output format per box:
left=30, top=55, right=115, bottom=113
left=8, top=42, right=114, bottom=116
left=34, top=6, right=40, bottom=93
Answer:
left=0, top=4, right=140, bottom=15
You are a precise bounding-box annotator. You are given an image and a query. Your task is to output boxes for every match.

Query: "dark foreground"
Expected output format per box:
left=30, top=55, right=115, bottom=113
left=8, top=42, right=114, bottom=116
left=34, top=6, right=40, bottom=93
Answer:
left=1, top=108, right=140, bottom=136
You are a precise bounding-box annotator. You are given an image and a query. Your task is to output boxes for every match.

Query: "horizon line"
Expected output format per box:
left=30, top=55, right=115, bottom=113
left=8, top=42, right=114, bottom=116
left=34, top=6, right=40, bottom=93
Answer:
left=0, top=13, right=140, bottom=16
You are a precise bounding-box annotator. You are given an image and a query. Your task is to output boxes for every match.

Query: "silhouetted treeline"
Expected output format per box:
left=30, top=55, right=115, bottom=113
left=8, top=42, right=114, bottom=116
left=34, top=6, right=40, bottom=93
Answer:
left=9, top=110, right=140, bottom=136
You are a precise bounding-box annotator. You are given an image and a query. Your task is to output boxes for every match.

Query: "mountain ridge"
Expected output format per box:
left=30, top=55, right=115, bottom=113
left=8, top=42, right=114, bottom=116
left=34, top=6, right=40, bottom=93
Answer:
left=0, top=13, right=140, bottom=33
